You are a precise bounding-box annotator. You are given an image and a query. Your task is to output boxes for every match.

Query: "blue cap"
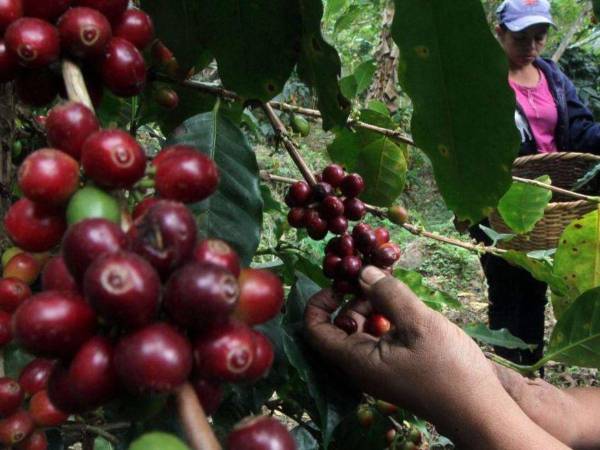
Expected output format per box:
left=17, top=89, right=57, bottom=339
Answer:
left=496, top=0, right=555, bottom=32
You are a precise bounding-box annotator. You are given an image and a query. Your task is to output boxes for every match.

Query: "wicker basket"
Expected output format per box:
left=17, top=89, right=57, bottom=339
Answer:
left=488, top=152, right=600, bottom=251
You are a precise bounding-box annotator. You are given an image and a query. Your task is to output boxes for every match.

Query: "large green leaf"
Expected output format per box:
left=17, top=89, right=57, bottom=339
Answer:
left=545, top=286, right=600, bottom=369
left=196, top=0, right=301, bottom=101
left=391, top=0, right=519, bottom=223
left=334, top=5, right=361, bottom=33
left=297, top=0, right=351, bottom=130
left=497, top=176, right=552, bottom=234
left=553, top=207, right=600, bottom=303
left=463, top=323, right=536, bottom=351
left=325, top=0, right=348, bottom=19
left=167, top=111, right=263, bottom=266
left=393, top=268, right=461, bottom=311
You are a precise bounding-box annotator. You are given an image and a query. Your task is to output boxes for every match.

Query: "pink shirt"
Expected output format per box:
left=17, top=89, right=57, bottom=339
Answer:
left=509, top=70, right=558, bottom=153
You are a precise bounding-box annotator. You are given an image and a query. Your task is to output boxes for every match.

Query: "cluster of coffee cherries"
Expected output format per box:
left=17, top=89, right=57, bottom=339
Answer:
left=285, top=164, right=401, bottom=336
left=0, top=0, right=154, bottom=107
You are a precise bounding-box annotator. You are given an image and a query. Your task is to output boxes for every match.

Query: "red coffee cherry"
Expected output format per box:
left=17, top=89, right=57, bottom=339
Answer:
left=18, top=149, right=80, bottom=205
left=374, top=227, right=390, bottom=246
left=5, top=18, right=59, bottom=68
left=327, top=216, right=348, bottom=235
left=0, top=377, right=23, bottom=417
left=45, top=102, right=99, bottom=161
left=81, top=129, right=147, bottom=189
left=193, top=320, right=255, bottom=382
left=151, top=39, right=174, bottom=64
left=154, top=146, right=219, bottom=204
left=0, top=40, right=19, bottom=82
left=191, top=378, right=223, bottom=416
left=83, top=251, right=160, bottom=329
left=0, top=0, right=22, bottom=34
left=2, top=253, right=41, bottom=285
left=244, top=330, right=274, bottom=382
left=375, top=399, right=398, bottom=415
left=305, top=210, right=328, bottom=241
left=365, top=314, right=391, bottom=337
left=356, top=404, right=374, bottom=428
left=153, top=87, right=179, bottom=110
left=0, top=311, right=11, bottom=347
left=4, top=199, right=66, bottom=253
left=370, top=243, right=401, bottom=268
left=340, top=173, right=364, bottom=198
left=41, top=256, right=79, bottom=294
left=193, top=239, right=241, bottom=277
left=12, top=291, right=97, bottom=358
left=101, top=37, right=146, bottom=97
left=131, top=197, right=160, bottom=221
left=14, top=429, right=47, bottom=450
left=285, top=181, right=311, bottom=207
left=343, top=198, right=366, bottom=221
left=114, top=323, right=193, bottom=394
left=227, top=416, right=296, bottom=450
left=58, top=7, right=112, bottom=59
left=18, top=359, right=56, bottom=396
left=234, top=268, right=284, bottom=326
left=323, top=254, right=341, bottom=278
left=287, top=207, right=306, bottom=229
left=329, top=234, right=355, bottom=257
left=322, top=164, right=345, bottom=188
left=337, top=255, right=362, bottom=279
left=29, top=390, right=68, bottom=427
left=72, top=0, right=128, bottom=21
left=333, top=314, right=357, bottom=334
left=311, top=181, right=333, bottom=202
left=0, top=410, right=34, bottom=446
left=388, top=205, right=409, bottom=225
left=23, top=0, right=70, bottom=21
left=112, top=8, right=154, bottom=50
left=319, top=195, right=344, bottom=220
left=0, top=277, right=31, bottom=313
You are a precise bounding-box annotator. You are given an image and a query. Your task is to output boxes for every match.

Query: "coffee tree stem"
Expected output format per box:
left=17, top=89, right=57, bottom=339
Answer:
left=176, top=382, right=222, bottom=450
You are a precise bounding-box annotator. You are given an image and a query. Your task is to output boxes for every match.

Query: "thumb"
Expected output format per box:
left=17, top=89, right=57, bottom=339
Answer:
left=359, top=266, right=430, bottom=343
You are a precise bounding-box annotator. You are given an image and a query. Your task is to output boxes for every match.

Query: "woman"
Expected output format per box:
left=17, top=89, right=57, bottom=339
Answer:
left=472, top=0, right=600, bottom=367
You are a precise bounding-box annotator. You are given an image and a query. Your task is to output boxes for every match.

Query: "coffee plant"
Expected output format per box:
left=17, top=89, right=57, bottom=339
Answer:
left=0, top=1, right=598, bottom=449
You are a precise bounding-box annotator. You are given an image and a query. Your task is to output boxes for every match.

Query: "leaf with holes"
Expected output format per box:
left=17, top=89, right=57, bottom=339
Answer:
left=553, top=206, right=600, bottom=309
left=297, top=0, right=351, bottom=130
left=391, top=0, right=519, bottom=223
left=497, top=175, right=552, bottom=234
left=545, top=286, right=600, bottom=369
left=166, top=111, right=263, bottom=266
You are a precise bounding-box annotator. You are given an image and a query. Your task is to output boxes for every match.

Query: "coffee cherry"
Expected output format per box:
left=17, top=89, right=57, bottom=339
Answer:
left=46, top=102, right=99, bottom=160
left=356, top=404, right=374, bottom=428
left=112, top=8, right=154, bottom=50
left=0, top=311, right=11, bottom=347
left=165, top=263, right=239, bottom=330
left=353, top=228, right=377, bottom=255
left=18, top=359, right=56, bottom=396
left=319, top=195, right=344, bottom=220
left=15, top=68, right=60, bottom=107
left=5, top=18, right=59, bottom=68
left=14, top=430, right=47, bottom=450
left=66, top=185, right=121, bottom=225
left=41, top=256, right=78, bottom=294
left=2, top=253, right=41, bottom=285
left=194, top=240, right=241, bottom=278
left=385, top=429, right=396, bottom=445
left=72, top=0, right=128, bottom=21
left=228, top=416, right=296, bottom=450
left=311, top=182, right=333, bottom=202
left=305, top=210, right=328, bottom=240
left=151, top=39, right=174, bottom=64
left=388, top=205, right=409, bottom=225
left=0, top=277, right=31, bottom=313
left=334, top=234, right=356, bottom=257
left=370, top=243, right=401, bottom=268
left=4, top=199, right=66, bottom=252
left=154, top=146, right=219, bottom=203
left=375, top=399, right=398, bottom=415
left=101, top=37, right=146, bottom=97
left=337, top=255, right=362, bottom=279
left=374, top=227, right=390, bottom=246
left=114, top=323, right=193, bottom=395
left=18, top=149, right=80, bottom=205
left=364, top=314, right=391, bottom=337
left=193, top=320, right=255, bottom=382
left=62, top=218, right=129, bottom=281
left=81, top=129, right=147, bottom=189
left=154, top=87, right=179, bottom=110
left=132, top=197, right=159, bottom=221
left=234, top=268, right=284, bottom=326
left=0, top=378, right=23, bottom=417
left=0, top=410, right=34, bottom=446
left=84, top=251, right=160, bottom=329
left=343, top=198, right=366, bottom=221
left=12, top=291, right=97, bottom=358
left=0, top=0, right=22, bottom=34
left=323, top=254, right=341, bottom=278
left=327, top=216, right=348, bottom=235
left=243, top=330, right=274, bottom=382
left=287, top=207, right=306, bottom=229
left=341, top=173, right=364, bottom=198
left=333, top=314, right=357, bottom=334
left=285, top=181, right=311, bottom=207
left=0, top=40, right=19, bottom=82
left=23, top=0, right=70, bottom=21
left=29, top=390, right=68, bottom=426
left=129, top=200, right=197, bottom=278
left=58, top=7, right=112, bottom=59
left=322, top=164, right=345, bottom=188
left=192, top=378, right=223, bottom=416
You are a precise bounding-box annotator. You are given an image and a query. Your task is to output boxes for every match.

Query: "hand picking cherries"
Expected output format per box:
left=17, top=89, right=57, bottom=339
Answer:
left=285, top=164, right=401, bottom=337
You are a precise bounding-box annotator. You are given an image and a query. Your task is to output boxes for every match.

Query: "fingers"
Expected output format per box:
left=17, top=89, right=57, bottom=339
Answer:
left=337, top=296, right=372, bottom=332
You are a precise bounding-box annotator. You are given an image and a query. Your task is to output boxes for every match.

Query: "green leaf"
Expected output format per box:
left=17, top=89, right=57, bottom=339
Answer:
left=391, top=0, right=519, bottom=223
left=367, top=101, right=390, bottom=116
left=196, top=0, right=301, bottom=101
left=339, top=75, right=358, bottom=99
left=553, top=207, right=600, bottom=306
left=393, top=268, right=461, bottom=311
left=261, top=184, right=284, bottom=213
left=167, top=111, right=263, bottom=265
left=353, top=60, right=377, bottom=95
left=478, top=224, right=515, bottom=246
left=327, top=127, right=360, bottom=169
left=594, top=0, right=600, bottom=21
left=297, top=0, right=351, bottom=130
left=545, top=286, right=600, bottom=369
left=502, top=250, right=569, bottom=298
left=129, top=432, right=189, bottom=450
left=292, top=426, right=319, bottom=450
left=3, top=343, right=34, bottom=378
left=334, top=5, right=362, bottom=33
left=278, top=251, right=330, bottom=289
left=497, top=176, right=552, bottom=234
left=95, top=437, right=113, bottom=450
left=463, top=323, right=536, bottom=350
left=325, top=0, right=349, bottom=19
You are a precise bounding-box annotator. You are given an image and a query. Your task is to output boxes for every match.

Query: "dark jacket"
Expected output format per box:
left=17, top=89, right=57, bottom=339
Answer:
left=516, top=57, right=600, bottom=155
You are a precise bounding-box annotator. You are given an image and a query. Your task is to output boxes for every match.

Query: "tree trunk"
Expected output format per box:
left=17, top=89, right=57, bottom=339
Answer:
left=0, top=83, right=16, bottom=226
left=366, top=1, right=400, bottom=113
